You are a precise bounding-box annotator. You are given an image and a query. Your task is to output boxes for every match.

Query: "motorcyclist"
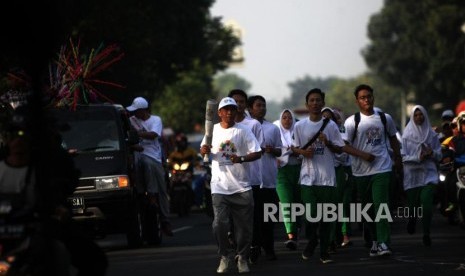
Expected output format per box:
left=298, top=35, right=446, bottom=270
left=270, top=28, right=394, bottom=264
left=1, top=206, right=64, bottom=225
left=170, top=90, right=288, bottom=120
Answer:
left=445, top=111, right=465, bottom=223
left=0, top=105, right=107, bottom=276
left=167, top=133, right=197, bottom=213
left=168, top=133, right=198, bottom=170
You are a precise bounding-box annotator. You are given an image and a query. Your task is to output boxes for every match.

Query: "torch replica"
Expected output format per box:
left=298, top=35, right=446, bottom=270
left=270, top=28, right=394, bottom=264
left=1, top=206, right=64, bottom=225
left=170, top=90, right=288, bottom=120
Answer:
left=203, top=99, right=218, bottom=163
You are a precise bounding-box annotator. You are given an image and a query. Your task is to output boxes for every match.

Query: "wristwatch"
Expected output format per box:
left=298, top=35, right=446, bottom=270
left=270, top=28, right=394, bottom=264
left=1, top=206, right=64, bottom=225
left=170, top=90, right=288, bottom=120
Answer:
left=240, top=156, right=246, bottom=163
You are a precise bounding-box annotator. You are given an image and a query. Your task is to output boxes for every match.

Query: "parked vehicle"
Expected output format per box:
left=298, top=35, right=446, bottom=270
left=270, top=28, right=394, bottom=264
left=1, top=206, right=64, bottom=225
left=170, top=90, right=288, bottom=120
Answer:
left=52, top=104, right=157, bottom=247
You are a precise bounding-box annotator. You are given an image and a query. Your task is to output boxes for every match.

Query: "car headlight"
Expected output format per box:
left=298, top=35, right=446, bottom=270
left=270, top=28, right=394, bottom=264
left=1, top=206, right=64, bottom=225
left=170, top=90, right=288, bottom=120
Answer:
left=95, top=176, right=129, bottom=190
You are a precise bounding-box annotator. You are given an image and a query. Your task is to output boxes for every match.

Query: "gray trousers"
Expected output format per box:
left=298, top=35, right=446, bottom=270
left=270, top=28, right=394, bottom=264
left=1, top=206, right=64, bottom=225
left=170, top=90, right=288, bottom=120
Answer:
left=137, top=154, right=170, bottom=223
left=212, top=190, right=254, bottom=259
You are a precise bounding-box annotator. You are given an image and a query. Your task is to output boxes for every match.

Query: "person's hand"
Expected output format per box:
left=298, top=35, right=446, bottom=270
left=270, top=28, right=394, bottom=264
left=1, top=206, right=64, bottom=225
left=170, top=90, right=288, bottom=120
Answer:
left=229, top=154, right=240, bottom=163
left=301, top=147, right=314, bottom=159
left=361, top=152, right=375, bottom=162
left=200, top=144, right=211, bottom=155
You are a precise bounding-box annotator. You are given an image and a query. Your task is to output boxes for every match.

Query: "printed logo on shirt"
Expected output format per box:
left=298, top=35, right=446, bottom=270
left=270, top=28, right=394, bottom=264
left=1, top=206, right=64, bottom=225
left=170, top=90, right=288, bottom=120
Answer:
left=218, top=140, right=236, bottom=166
left=365, top=127, right=383, bottom=146
left=313, top=140, right=325, bottom=155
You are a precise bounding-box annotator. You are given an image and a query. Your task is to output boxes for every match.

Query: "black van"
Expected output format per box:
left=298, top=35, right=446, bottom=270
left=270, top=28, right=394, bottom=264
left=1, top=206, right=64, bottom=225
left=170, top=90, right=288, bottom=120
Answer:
left=52, top=104, right=154, bottom=247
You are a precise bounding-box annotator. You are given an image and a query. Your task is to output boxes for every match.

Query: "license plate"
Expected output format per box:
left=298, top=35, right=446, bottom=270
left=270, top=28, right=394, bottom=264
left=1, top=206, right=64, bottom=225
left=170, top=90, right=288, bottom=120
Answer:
left=69, top=197, right=85, bottom=213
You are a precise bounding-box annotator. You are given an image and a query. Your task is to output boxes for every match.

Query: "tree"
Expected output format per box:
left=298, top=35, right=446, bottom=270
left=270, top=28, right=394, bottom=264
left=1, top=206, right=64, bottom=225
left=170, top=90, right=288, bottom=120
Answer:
left=363, top=0, right=465, bottom=118
left=153, top=61, right=215, bottom=133
left=282, top=75, right=338, bottom=110
left=283, top=74, right=402, bottom=126
left=213, top=72, right=251, bottom=98
left=73, top=0, right=239, bottom=106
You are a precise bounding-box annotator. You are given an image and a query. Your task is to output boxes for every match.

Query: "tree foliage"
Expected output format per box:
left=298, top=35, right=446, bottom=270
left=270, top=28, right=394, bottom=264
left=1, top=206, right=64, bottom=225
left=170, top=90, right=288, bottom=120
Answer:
left=284, top=74, right=402, bottom=125
left=0, top=0, right=240, bottom=132
left=363, top=0, right=465, bottom=116
left=213, top=72, right=251, bottom=98
left=73, top=0, right=239, bottom=106
left=154, top=61, right=216, bottom=133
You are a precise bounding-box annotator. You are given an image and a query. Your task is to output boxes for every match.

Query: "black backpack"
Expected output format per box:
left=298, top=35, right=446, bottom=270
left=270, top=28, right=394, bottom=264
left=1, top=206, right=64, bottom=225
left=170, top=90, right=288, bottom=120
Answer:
left=351, top=111, right=387, bottom=143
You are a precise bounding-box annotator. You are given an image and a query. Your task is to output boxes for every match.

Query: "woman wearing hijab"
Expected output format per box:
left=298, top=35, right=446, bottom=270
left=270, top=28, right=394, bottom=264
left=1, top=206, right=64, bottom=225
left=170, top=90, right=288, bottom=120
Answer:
left=401, top=105, right=441, bottom=246
left=274, top=109, right=302, bottom=250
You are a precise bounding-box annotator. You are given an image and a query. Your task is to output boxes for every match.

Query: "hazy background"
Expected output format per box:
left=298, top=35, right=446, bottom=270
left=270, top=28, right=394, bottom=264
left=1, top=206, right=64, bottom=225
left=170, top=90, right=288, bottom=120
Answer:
left=211, top=0, right=384, bottom=102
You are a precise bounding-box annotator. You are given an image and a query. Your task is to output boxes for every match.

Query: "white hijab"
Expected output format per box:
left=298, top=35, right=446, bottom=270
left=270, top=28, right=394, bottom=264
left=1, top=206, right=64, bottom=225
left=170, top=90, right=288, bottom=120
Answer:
left=274, top=109, right=297, bottom=148
left=274, top=109, right=297, bottom=167
left=402, top=105, right=435, bottom=144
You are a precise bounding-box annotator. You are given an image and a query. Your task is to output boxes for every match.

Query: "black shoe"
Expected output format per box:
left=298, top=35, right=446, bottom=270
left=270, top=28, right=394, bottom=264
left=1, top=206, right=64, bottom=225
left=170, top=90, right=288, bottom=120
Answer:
left=319, top=253, right=334, bottom=264
left=302, top=240, right=318, bottom=260
left=249, top=246, right=261, bottom=264
left=423, top=235, right=431, bottom=247
left=407, top=218, right=416, bottom=234
left=285, top=238, right=298, bottom=250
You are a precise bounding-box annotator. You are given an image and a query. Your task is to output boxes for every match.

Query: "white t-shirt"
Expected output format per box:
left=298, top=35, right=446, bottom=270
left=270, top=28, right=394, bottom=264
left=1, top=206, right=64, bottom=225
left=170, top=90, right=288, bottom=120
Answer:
left=344, top=112, right=397, bottom=176
left=130, top=115, right=163, bottom=163
left=238, top=116, right=265, bottom=186
left=260, top=121, right=282, bottom=189
left=293, top=118, right=345, bottom=187
left=202, top=122, right=261, bottom=195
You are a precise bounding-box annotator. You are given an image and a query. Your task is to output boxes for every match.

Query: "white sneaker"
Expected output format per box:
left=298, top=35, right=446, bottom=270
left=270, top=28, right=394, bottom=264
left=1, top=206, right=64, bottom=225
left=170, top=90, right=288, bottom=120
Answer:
left=216, top=256, right=231, bottom=274
left=377, top=242, right=392, bottom=256
left=237, top=257, right=250, bottom=274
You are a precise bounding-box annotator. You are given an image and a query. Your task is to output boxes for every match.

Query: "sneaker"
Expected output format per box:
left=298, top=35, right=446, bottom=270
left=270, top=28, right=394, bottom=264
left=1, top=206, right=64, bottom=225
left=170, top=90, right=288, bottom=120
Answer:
left=340, top=235, right=352, bottom=247
left=216, top=256, right=231, bottom=274
left=237, top=257, right=250, bottom=274
left=249, top=246, right=260, bottom=264
left=302, top=240, right=317, bottom=260
left=377, top=242, right=392, bottom=256
left=285, top=239, right=298, bottom=250
left=320, top=253, right=334, bottom=264
left=423, top=235, right=431, bottom=247
left=369, top=242, right=378, bottom=257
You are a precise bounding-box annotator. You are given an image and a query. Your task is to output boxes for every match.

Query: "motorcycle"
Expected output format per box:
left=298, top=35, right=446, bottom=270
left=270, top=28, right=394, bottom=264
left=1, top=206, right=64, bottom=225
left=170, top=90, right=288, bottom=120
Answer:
left=455, top=155, right=465, bottom=225
left=437, top=146, right=457, bottom=222
left=168, top=160, right=195, bottom=217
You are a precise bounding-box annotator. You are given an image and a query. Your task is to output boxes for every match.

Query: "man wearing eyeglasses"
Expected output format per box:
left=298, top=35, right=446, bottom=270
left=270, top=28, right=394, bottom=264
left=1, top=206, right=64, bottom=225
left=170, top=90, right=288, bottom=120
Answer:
left=344, top=84, right=402, bottom=258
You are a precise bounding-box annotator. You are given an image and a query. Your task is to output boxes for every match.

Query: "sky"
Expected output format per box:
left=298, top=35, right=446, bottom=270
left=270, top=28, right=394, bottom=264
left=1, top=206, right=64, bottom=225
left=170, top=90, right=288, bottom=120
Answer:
left=211, top=0, right=384, bottom=103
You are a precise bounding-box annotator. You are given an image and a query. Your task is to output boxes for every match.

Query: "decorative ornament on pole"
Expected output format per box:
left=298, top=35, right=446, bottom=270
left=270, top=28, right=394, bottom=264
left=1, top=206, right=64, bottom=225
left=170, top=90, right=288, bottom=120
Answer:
left=203, top=99, right=218, bottom=163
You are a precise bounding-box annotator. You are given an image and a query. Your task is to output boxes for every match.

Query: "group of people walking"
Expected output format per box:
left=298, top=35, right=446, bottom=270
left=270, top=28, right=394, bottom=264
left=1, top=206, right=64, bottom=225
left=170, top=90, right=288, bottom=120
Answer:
left=199, top=83, right=455, bottom=274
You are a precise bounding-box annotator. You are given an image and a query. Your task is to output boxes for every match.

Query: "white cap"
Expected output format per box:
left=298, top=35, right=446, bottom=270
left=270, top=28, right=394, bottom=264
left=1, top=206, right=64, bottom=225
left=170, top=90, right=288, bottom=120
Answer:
left=126, top=97, right=148, bottom=111
left=441, top=109, right=454, bottom=119
left=321, top=107, right=334, bottom=114
left=218, top=97, right=237, bottom=110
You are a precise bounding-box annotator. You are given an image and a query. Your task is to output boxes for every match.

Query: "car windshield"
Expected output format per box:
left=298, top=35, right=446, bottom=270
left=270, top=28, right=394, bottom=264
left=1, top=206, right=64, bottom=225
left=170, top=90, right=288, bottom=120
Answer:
left=58, top=109, right=122, bottom=153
